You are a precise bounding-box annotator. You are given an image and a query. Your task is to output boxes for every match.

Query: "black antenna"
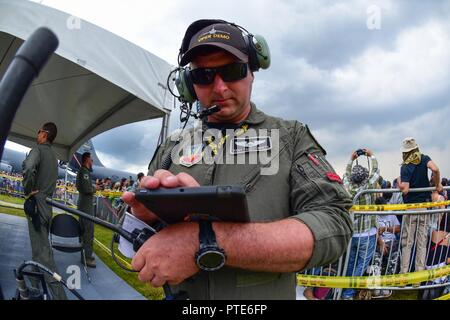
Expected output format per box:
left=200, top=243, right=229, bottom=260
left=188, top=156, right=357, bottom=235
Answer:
left=0, top=27, right=58, bottom=159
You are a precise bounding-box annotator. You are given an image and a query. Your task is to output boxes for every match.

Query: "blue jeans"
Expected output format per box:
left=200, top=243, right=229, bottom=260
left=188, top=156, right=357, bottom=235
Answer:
left=342, top=234, right=376, bottom=298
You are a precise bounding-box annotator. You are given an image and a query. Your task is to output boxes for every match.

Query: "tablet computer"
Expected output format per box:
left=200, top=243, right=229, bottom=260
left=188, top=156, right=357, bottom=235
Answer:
left=134, top=185, right=249, bottom=224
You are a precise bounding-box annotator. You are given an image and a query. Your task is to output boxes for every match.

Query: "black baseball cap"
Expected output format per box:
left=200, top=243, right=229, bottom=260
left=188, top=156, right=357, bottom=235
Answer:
left=180, top=22, right=249, bottom=66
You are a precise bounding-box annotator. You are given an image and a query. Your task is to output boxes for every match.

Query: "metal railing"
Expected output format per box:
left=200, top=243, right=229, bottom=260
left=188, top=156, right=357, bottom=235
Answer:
left=300, top=186, right=450, bottom=300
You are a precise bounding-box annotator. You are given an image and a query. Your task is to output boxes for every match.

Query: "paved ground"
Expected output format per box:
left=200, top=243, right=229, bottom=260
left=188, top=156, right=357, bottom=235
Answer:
left=0, top=212, right=145, bottom=300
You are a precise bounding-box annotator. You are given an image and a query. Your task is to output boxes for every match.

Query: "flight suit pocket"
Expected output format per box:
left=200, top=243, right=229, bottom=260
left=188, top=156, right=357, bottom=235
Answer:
left=295, top=163, right=321, bottom=194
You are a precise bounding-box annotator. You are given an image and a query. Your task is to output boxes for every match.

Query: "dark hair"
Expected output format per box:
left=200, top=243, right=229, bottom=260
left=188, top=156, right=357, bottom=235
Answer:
left=392, top=178, right=398, bottom=188
left=350, top=165, right=369, bottom=184
left=137, top=172, right=144, bottom=180
left=382, top=180, right=393, bottom=201
left=81, top=152, right=91, bottom=164
left=442, top=178, right=448, bottom=186
left=42, top=122, right=57, bottom=143
left=375, top=196, right=387, bottom=205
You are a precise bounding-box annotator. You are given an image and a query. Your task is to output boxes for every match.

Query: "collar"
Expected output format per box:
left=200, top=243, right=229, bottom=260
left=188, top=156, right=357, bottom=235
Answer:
left=38, top=142, right=52, bottom=147
left=82, top=165, right=92, bottom=172
left=244, top=102, right=266, bottom=125
left=203, top=102, right=266, bottom=130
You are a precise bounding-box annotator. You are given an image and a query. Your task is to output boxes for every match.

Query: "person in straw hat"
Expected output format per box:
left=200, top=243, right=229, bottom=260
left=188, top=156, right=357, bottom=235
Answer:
left=397, top=137, right=443, bottom=275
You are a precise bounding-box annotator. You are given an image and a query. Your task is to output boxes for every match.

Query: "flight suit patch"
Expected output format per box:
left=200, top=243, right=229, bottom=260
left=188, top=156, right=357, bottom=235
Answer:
left=326, top=172, right=343, bottom=184
left=231, top=136, right=272, bottom=154
left=180, top=144, right=203, bottom=167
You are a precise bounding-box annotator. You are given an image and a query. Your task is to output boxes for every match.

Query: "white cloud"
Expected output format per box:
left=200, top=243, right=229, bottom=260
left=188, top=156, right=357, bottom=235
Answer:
left=318, top=104, right=450, bottom=180
left=96, top=150, right=147, bottom=174
left=331, top=20, right=450, bottom=108
left=4, top=141, right=30, bottom=153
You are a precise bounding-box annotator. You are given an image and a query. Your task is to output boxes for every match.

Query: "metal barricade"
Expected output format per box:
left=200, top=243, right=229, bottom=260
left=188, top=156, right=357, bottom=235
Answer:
left=299, top=186, right=450, bottom=300
left=94, top=196, right=120, bottom=224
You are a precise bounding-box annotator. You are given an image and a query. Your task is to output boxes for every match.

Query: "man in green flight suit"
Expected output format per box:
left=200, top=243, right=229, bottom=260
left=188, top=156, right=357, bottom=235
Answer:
left=122, top=19, right=353, bottom=299
left=76, top=152, right=96, bottom=268
left=22, top=122, right=67, bottom=300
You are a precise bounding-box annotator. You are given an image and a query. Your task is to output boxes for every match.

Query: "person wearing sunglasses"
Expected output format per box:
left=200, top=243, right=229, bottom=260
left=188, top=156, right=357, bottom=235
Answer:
left=22, top=122, right=67, bottom=300
left=123, top=20, right=352, bottom=300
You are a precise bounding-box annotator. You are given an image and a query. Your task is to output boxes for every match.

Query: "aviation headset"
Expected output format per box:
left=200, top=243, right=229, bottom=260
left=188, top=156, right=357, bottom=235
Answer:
left=174, top=19, right=271, bottom=104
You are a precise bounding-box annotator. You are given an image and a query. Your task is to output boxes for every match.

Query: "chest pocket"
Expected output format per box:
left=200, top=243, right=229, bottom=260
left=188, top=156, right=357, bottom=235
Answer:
left=237, top=134, right=290, bottom=193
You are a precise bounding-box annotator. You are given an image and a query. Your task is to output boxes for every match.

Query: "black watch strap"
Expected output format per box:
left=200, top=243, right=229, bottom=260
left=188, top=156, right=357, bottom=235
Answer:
left=199, top=220, right=218, bottom=248
left=196, top=220, right=226, bottom=271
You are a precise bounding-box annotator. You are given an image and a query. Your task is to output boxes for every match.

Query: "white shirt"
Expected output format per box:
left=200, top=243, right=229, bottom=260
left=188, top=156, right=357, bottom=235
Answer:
left=377, top=215, right=400, bottom=242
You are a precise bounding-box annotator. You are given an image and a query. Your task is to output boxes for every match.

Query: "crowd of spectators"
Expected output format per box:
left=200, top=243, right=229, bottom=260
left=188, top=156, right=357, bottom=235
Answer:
left=338, top=142, right=449, bottom=300
left=0, top=171, right=24, bottom=196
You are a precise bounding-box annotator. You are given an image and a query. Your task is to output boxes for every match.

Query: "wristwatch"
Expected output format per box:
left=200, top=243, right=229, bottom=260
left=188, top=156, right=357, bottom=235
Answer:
left=195, top=220, right=226, bottom=271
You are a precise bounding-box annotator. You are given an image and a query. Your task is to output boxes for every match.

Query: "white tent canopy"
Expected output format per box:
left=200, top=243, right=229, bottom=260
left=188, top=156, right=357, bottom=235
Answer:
left=0, top=0, right=174, bottom=161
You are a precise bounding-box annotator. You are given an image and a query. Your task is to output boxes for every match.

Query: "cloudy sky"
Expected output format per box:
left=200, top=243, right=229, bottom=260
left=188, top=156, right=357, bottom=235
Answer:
left=8, top=0, right=450, bottom=180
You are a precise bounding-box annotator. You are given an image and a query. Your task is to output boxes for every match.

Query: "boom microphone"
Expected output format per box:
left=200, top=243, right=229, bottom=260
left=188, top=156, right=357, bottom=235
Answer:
left=197, top=105, right=221, bottom=119
left=0, top=27, right=59, bottom=159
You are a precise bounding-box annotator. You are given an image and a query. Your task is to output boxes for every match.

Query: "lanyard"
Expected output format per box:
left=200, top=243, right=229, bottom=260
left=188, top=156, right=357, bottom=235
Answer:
left=205, top=124, right=249, bottom=156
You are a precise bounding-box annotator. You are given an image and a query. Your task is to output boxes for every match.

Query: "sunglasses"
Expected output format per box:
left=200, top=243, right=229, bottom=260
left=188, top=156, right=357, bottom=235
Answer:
left=190, top=62, right=248, bottom=85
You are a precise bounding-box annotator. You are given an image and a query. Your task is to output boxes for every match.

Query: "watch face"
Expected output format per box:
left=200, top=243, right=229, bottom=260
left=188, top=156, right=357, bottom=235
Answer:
left=198, top=250, right=225, bottom=271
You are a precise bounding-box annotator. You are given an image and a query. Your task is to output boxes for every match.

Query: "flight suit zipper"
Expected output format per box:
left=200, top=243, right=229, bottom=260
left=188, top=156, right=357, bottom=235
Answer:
left=243, top=141, right=288, bottom=192
left=244, top=168, right=262, bottom=193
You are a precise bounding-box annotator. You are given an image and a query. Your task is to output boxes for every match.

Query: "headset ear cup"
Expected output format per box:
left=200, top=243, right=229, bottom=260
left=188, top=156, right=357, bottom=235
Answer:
left=175, top=68, right=197, bottom=103
left=252, top=34, right=271, bottom=70
left=244, top=35, right=258, bottom=72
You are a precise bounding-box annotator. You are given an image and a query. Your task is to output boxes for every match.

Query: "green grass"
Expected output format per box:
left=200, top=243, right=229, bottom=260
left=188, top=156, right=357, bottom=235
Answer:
left=0, top=194, right=25, bottom=205
left=0, top=194, right=163, bottom=300
left=0, top=205, right=26, bottom=217
left=93, top=224, right=164, bottom=300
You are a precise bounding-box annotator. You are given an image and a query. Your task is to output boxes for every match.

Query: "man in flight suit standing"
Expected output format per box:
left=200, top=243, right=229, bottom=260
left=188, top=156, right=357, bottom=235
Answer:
left=76, top=152, right=97, bottom=268
left=22, top=122, right=67, bottom=300
left=123, top=19, right=353, bottom=299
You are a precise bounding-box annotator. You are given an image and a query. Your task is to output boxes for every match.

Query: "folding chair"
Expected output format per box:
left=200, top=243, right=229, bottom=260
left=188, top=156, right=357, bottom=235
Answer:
left=49, top=214, right=91, bottom=282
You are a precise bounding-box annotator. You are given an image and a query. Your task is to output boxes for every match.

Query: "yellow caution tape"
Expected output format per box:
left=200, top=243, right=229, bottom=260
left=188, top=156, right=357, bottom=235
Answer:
left=96, top=191, right=124, bottom=198
left=297, top=265, right=450, bottom=288
left=435, top=292, right=450, bottom=300
left=55, top=185, right=77, bottom=194
left=351, top=200, right=450, bottom=212
left=0, top=173, right=22, bottom=181
left=1, top=175, right=123, bottom=198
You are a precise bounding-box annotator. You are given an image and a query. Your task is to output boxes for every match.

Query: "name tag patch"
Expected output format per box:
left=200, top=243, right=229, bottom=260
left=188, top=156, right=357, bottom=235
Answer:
left=231, top=136, right=272, bottom=154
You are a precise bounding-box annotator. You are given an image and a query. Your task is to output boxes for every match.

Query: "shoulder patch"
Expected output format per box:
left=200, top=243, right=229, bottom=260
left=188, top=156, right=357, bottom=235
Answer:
left=326, top=172, right=343, bottom=184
